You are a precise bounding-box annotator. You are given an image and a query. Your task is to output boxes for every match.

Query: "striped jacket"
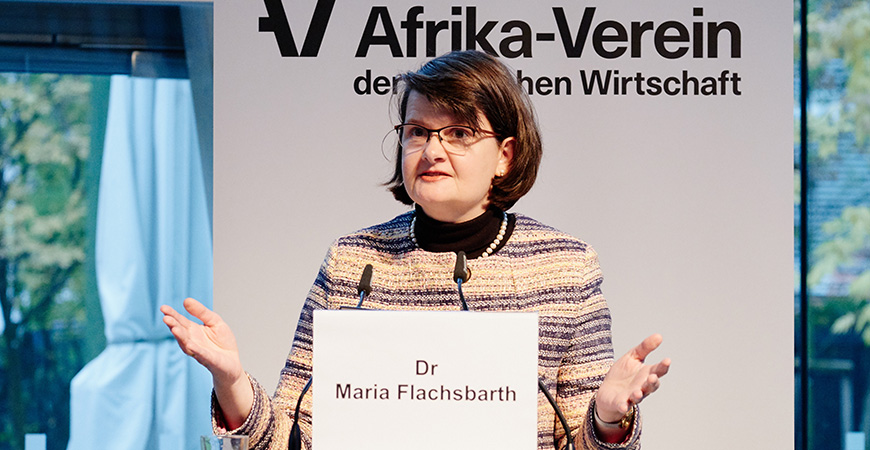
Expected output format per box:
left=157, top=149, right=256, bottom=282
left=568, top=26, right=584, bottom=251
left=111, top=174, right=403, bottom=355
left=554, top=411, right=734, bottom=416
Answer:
left=215, top=211, right=641, bottom=450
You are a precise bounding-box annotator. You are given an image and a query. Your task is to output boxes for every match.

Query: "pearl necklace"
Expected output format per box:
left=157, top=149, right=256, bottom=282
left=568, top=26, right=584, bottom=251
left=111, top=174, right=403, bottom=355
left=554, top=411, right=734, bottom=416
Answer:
left=409, top=211, right=508, bottom=259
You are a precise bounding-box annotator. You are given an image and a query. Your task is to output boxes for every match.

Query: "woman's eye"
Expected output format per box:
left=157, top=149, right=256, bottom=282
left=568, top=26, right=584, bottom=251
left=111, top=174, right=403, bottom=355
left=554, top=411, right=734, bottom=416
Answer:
left=408, top=126, right=427, bottom=138
left=446, top=127, right=471, bottom=140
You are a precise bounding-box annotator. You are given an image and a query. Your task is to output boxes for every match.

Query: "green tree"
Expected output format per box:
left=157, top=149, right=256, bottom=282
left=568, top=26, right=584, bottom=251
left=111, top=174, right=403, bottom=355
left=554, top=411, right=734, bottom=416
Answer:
left=0, top=73, right=91, bottom=450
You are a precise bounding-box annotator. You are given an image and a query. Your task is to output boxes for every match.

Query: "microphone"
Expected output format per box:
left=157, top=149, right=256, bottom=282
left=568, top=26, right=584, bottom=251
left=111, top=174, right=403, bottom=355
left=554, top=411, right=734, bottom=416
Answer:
left=453, top=252, right=470, bottom=311
left=356, top=264, right=373, bottom=308
left=453, top=251, right=471, bottom=283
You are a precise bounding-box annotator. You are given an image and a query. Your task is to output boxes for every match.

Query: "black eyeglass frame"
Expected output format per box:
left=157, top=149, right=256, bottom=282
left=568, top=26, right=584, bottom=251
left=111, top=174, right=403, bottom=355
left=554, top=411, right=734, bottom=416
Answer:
left=392, top=123, right=499, bottom=154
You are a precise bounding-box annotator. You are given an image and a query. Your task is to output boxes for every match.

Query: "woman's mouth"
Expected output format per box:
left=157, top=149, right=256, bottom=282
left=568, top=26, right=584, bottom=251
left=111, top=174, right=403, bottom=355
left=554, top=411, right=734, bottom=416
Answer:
left=419, top=170, right=450, bottom=180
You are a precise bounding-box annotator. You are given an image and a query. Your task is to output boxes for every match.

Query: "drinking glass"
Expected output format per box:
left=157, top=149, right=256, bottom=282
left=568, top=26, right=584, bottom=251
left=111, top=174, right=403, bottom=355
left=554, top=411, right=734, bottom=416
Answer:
left=200, top=435, right=250, bottom=450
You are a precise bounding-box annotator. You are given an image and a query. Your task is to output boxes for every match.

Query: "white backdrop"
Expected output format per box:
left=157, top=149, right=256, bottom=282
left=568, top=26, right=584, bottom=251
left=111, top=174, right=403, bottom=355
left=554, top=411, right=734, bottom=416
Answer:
left=214, top=1, right=793, bottom=448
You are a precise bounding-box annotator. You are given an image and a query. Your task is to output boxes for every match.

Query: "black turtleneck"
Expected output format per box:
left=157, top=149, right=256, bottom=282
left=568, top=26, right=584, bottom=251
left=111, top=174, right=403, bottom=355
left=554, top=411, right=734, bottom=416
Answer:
left=413, top=204, right=516, bottom=259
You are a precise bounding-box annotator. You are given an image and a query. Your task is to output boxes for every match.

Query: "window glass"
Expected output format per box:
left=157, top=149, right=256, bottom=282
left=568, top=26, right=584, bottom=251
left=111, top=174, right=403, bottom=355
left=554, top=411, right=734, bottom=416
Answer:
left=801, top=1, right=870, bottom=449
left=0, top=72, right=105, bottom=450
left=0, top=4, right=213, bottom=450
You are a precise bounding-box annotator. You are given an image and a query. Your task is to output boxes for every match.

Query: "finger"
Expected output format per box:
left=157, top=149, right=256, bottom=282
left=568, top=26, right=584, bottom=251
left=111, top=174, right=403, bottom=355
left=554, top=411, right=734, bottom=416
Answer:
left=161, top=310, right=213, bottom=364
left=603, top=399, right=632, bottom=417
left=163, top=317, right=195, bottom=354
left=160, top=304, right=181, bottom=321
left=163, top=312, right=191, bottom=339
left=162, top=313, right=180, bottom=329
left=183, top=298, right=222, bottom=327
left=632, top=333, right=663, bottom=362
left=641, top=374, right=661, bottom=396
left=617, top=401, right=631, bottom=415
left=631, top=388, right=645, bottom=404
left=651, top=358, right=671, bottom=377
left=161, top=304, right=196, bottom=329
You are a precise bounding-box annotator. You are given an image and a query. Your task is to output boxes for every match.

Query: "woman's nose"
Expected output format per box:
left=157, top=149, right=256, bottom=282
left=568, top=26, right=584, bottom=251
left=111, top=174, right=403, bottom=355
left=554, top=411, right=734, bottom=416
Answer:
left=420, top=132, right=448, bottom=162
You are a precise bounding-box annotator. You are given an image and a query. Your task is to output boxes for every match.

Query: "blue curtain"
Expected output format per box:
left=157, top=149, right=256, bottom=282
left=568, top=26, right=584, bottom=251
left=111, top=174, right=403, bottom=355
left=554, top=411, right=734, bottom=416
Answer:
left=67, top=75, right=213, bottom=450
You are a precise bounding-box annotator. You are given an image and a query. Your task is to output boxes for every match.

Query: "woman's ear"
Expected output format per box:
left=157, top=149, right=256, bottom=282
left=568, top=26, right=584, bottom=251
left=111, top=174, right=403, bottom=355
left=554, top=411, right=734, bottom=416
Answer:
left=496, top=137, right=516, bottom=176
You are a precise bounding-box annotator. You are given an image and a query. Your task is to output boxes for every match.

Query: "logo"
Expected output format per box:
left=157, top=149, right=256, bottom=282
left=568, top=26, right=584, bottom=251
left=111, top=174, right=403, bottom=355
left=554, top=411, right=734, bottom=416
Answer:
left=259, top=0, right=335, bottom=57
left=259, top=3, right=741, bottom=61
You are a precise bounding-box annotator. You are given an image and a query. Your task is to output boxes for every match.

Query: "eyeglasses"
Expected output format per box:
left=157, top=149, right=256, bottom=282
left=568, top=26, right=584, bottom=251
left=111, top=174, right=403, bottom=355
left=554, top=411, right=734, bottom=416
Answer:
left=393, top=124, right=498, bottom=155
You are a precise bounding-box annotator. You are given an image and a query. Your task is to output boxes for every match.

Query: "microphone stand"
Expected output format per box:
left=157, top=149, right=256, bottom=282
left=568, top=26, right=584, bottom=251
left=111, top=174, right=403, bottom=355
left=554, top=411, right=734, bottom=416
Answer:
left=288, top=378, right=312, bottom=450
left=538, top=378, right=575, bottom=450
left=290, top=264, right=374, bottom=450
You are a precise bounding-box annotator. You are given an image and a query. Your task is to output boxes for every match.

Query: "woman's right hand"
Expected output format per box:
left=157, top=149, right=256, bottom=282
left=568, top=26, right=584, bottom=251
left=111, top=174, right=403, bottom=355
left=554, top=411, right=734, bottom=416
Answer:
left=162, top=298, right=254, bottom=428
left=160, top=298, right=243, bottom=387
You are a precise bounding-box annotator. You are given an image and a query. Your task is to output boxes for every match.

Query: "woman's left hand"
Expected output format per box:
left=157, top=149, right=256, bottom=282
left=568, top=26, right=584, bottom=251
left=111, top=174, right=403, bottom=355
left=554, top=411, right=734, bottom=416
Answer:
left=595, top=334, right=671, bottom=423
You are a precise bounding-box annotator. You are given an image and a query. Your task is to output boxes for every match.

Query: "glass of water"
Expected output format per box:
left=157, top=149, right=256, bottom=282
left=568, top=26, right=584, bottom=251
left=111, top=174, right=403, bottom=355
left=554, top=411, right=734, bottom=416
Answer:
left=200, top=435, right=250, bottom=450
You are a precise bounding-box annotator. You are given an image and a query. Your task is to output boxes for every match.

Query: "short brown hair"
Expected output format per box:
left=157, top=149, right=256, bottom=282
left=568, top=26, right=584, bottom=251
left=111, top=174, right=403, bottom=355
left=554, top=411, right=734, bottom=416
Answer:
left=385, top=50, right=542, bottom=211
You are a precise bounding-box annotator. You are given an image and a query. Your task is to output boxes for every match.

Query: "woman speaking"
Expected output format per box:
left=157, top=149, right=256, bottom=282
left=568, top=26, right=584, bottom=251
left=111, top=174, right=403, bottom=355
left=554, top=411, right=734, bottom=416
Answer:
left=161, top=50, right=670, bottom=450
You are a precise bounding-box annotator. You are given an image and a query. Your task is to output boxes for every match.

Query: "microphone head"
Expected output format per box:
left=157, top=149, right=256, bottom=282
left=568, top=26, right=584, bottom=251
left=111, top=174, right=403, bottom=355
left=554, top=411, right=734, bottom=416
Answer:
left=357, top=264, right=373, bottom=296
left=453, top=251, right=471, bottom=283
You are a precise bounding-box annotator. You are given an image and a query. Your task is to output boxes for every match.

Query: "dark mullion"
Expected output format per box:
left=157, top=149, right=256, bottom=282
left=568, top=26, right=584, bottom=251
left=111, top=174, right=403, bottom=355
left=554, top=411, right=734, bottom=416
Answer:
left=799, top=0, right=810, bottom=448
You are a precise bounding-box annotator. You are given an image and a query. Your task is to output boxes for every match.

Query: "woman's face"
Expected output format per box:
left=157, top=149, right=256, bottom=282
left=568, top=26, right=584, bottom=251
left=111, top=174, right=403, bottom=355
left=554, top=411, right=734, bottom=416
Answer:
left=401, top=90, right=514, bottom=223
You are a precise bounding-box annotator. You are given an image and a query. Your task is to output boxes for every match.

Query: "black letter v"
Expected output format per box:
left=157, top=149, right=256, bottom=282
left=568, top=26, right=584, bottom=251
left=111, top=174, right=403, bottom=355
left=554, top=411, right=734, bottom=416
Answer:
left=552, top=6, right=595, bottom=58
left=259, top=0, right=336, bottom=57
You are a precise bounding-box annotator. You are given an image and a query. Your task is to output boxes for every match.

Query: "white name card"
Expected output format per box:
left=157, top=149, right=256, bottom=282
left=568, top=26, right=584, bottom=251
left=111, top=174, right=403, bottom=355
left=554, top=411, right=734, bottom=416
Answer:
left=312, top=310, right=538, bottom=450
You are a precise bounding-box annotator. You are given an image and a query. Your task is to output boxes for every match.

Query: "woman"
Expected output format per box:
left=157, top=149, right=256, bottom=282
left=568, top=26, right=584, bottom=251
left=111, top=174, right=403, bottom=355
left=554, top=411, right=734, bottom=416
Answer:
left=161, top=50, right=670, bottom=450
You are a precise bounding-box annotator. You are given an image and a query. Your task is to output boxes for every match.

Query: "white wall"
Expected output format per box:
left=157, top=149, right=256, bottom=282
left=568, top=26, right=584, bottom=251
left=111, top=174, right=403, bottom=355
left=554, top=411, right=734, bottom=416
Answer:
left=214, top=1, right=793, bottom=448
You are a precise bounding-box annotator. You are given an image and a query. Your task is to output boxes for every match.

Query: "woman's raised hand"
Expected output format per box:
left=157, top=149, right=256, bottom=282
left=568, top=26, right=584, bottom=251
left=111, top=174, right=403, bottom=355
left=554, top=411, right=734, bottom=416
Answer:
left=595, top=334, right=671, bottom=423
left=161, top=298, right=254, bottom=428
left=160, top=298, right=243, bottom=386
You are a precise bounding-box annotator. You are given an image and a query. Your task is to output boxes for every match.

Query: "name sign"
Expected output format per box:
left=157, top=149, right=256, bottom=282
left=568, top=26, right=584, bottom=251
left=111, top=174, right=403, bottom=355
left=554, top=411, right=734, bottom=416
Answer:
left=312, top=310, right=538, bottom=449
